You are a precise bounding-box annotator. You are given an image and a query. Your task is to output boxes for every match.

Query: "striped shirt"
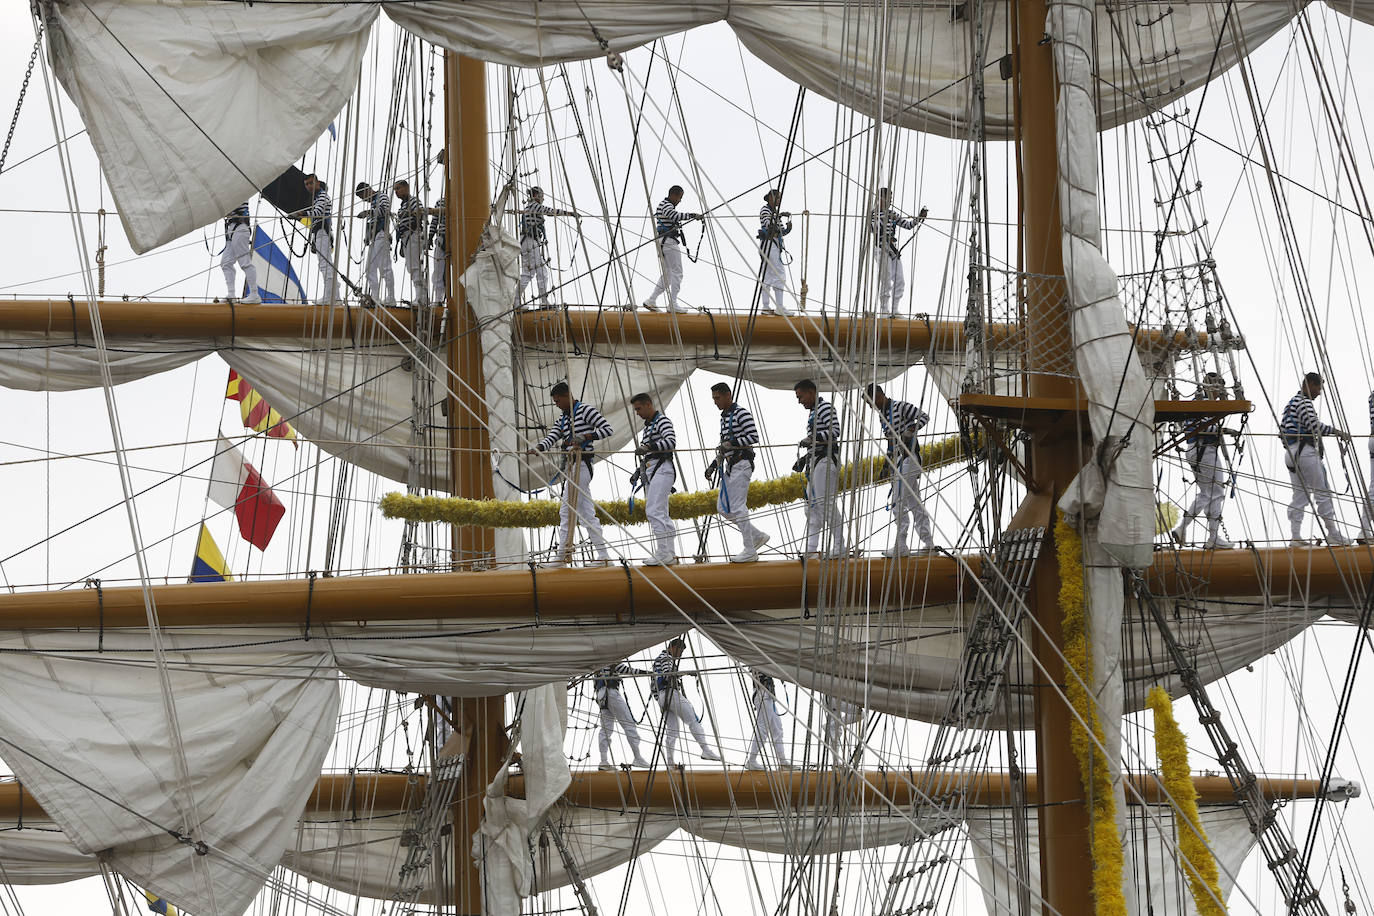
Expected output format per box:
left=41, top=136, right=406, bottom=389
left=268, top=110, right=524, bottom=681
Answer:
left=361, top=192, right=391, bottom=244
left=720, top=403, right=759, bottom=448
left=655, top=197, right=693, bottom=242
left=593, top=661, right=644, bottom=701
left=878, top=398, right=929, bottom=457
left=652, top=649, right=682, bottom=695
left=306, top=187, right=333, bottom=236
left=641, top=411, right=676, bottom=455
left=807, top=397, right=840, bottom=445
left=758, top=205, right=792, bottom=246
left=395, top=195, right=424, bottom=240
left=428, top=197, right=447, bottom=253
left=1280, top=390, right=1335, bottom=450
left=224, top=203, right=250, bottom=240
left=1183, top=389, right=1222, bottom=448
left=537, top=400, right=614, bottom=452
left=750, top=668, right=777, bottom=705
left=869, top=206, right=918, bottom=256
left=521, top=202, right=559, bottom=243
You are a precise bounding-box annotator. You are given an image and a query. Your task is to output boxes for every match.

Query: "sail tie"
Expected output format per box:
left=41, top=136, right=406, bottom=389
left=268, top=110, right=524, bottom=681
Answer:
left=85, top=577, right=103, bottom=651
left=303, top=569, right=317, bottom=640
left=527, top=560, right=541, bottom=626
left=620, top=558, right=636, bottom=624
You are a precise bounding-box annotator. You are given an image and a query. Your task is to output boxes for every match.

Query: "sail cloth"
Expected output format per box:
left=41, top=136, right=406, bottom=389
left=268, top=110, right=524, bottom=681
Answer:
left=42, top=0, right=1374, bottom=253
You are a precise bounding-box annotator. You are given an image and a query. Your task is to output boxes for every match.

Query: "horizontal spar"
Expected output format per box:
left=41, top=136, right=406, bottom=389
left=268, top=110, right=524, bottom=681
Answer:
left=0, top=769, right=1335, bottom=820
left=0, top=298, right=428, bottom=338
left=0, top=546, right=1368, bottom=630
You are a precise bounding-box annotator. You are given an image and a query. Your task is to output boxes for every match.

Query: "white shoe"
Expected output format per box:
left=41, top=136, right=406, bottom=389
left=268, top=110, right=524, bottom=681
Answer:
left=752, top=532, right=771, bottom=550
left=632, top=755, right=651, bottom=768
left=240, top=293, right=262, bottom=304
left=586, top=558, right=612, bottom=568
left=667, top=303, right=689, bottom=314
left=660, top=556, right=680, bottom=566
left=777, top=760, right=794, bottom=770
left=802, top=550, right=822, bottom=560
left=597, top=763, right=616, bottom=771
left=745, top=759, right=764, bottom=771
left=915, top=544, right=939, bottom=555
left=641, top=301, right=658, bottom=311
left=1203, top=536, right=1234, bottom=549
left=730, top=549, right=759, bottom=563
left=883, top=545, right=910, bottom=558
left=761, top=306, right=776, bottom=316
left=1289, top=538, right=1309, bottom=548
left=823, top=548, right=847, bottom=560
left=642, top=556, right=663, bottom=566
left=699, top=747, right=721, bottom=761
left=537, top=560, right=566, bottom=569
left=1329, top=536, right=1352, bottom=547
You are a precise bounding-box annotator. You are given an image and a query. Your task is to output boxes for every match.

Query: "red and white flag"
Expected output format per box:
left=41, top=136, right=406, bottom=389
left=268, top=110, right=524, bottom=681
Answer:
left=208, top=437, right=285, bottom=550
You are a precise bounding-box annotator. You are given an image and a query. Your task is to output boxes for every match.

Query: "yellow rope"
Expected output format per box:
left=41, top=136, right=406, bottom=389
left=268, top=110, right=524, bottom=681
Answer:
left=380, top=432, right=973, bottom=527
left=1055, top=511, right=1127, bottom=916
left=1147, top=686, right=1229, bottom=916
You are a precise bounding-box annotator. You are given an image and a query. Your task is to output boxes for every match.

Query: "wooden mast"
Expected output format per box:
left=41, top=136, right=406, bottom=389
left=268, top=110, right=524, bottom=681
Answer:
left=1014, top=0, right=1094, bottom=910
left=442, top=52, right=505, bottom=915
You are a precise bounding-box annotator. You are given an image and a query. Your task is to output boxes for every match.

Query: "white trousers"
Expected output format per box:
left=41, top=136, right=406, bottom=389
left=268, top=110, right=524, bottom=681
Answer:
left=311, top=228, right=337, bottom=303
left=658, top=689, right=711, bottom=764
left=645, top=463, right=677, bottom=560
left=1286, top=444, right=1338, bottom=539
left=400, top=234, right=427, bottom=305
left=717, top=461, right=761, bottom=549
left=646, top=238, right=684, bottom=308
left=804, top=458, right=845, bottom=554
left=1362, top=453, right=1374, bottom=538
left=431, top=250, right=448, bottom=304
left=364, top=233, right=394, bottom=304
left=221, top=225, right=258, bottom=300
left=745, top=693, right=789, bottom=765
left=558, top=457, right=609, bottom=558
left=597, top=688, right=643, bottom=765
left=891, top=455, right=933, bottom=548
left=1184, top=443, right=1226, bottom=521
left=876, top=251, right=905, bottom=314
left=761, top=243, right=790, bottom=315
left=823, top=696, right=860, bottom=759
left=518, top=237, right=551, bottom=305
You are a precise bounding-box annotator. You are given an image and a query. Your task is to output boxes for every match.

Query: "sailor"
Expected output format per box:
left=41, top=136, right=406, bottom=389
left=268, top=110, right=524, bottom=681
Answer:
left=529, top=382, right=614, bottom=566
left=794, top=379, right=845, bottom=558
left=220, top=203, right=261, bottom=303
left=651, top=638, right=721, bottom=765
left=517, top=187, right=578, bottom=309
left=822, top=695, right=861, bottom=761
left=630, top=392, right=678, bottom=565
left=866, top=384, right=935, bottom=556
left=354, top=182, right=395, bottom=306
left=743, top=668, right=791, bottom=770
left=593, top=659, right=652, bottom=770
left=392, top=180, right=427, bottom=306
left=1362, top=390, right=1374, bottom=545
left=758, top=189, right=793, bottom=316
left=642, top=185, right=704, bottom=313
left=1281, top=371, right=1350, bottom=546
left=299, top=173, right=336, bottom=302
left=1171, top=372, right=1233, bottom=549
left=709, top=382, right=770, bottom=563
left=868, top=188, right=927, bottom=317
left=428, top=196, right=448, bottom=304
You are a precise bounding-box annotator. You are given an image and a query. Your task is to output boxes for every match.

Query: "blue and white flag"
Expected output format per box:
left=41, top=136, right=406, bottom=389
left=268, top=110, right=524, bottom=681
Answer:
left=249, top=226, right=306, bottom=304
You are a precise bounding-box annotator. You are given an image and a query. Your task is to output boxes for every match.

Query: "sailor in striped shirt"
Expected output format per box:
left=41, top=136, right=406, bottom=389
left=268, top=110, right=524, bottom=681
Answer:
left=530, top=381, right=615, bottom=565
left=650, top=638, right=720, bottom=765
left=642, top=185, right=703, bottom=313
left=1171, top=372, right=1232, bottom=549
left=630, top=393, right=679, bottom=565
left=354, top=182, right=395, bottom=306
left=710, top=382, right=770, bottom=562
left=297, top=173, right=336, bottom=302
left=392, top=180, right=427, bottom=306
left=427, top=196, right=448, bottom=304
left=517, top=187, right=577, bottom=308
left=866, top=383, right=934, bottom=556
left=219, top=203, right=261, bottom=303
left=794, top=379, right=846, bottom=558
left=593, top=659, right=651, bottom=769
left=1280, top=372, right=1350, bottom=546
left=868, top=187, right=927, bottom=317
left=758, top=189, right=793, bottom=316
left=744, top=668, right=791, bottom=770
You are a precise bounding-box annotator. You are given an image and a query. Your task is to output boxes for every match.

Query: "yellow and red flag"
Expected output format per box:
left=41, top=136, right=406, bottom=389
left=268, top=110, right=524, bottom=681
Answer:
left=226, top=369, right=297, bottom=445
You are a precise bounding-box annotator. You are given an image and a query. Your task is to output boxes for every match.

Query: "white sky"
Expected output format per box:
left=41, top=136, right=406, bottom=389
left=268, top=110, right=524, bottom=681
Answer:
left=3, top=2, right=1374, bottom=915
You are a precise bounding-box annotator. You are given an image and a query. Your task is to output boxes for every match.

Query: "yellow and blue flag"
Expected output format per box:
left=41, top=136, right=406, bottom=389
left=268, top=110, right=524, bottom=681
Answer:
left=190, top=524, right=233, bottom=583
left=145, top=892, right=180, bottom=916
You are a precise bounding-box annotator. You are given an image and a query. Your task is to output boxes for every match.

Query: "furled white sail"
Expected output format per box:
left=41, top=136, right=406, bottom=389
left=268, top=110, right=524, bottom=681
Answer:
left=42, top=0, right=1373, bottom=253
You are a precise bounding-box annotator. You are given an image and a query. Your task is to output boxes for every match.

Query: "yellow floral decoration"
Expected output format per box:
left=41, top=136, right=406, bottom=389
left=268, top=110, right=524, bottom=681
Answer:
left=1147, top=686, right=1229, bottom=916
left=1055, top=511, right=1127, bottom=916
left=379, top=432, right=975, bottom=528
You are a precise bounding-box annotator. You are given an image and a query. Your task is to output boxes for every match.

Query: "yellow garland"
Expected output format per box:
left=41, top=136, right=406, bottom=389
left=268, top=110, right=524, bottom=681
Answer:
left=380, top=432, right=975, bottom=528
left=1055, top=512, right=1128, bottom=916
left=1147, top=686, right=1229, bottom=916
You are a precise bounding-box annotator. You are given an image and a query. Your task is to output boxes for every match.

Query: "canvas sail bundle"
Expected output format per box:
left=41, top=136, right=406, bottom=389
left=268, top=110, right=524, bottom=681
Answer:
left=39, top=0, right=1374, bottom=253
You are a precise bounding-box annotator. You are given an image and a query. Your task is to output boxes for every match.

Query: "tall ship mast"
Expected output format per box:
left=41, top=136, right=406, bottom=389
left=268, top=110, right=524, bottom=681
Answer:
left=1, top=2, right=1373, bottom=915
